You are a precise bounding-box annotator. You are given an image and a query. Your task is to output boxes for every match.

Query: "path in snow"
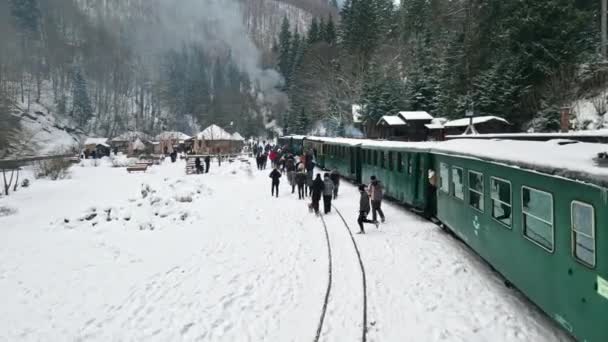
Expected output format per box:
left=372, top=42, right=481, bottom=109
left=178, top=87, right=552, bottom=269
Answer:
left=0, top=157, right=572, bottom=341
left=331, top=178, right=572, bottom=342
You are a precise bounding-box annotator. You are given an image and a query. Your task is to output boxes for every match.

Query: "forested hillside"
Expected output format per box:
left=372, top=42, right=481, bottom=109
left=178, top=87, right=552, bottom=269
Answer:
left=279, top=0, right=604, bottom=135
left=0, top=0, right=335, bottom=156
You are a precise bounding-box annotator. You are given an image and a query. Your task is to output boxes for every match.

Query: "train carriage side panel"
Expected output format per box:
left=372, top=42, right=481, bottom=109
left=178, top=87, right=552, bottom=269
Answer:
left=434, top=152, right=608, bottom=342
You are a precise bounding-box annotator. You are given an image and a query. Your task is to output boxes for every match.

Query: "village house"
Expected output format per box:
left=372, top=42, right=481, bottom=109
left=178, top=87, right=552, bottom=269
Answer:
left=83, top=138, right=110, bottom=158
left=375, top=111, right=434, bottom=141
left=155, top=131, right=193, bottom=155
left=443, top=116, right=511, bottom=136
left=194, top=125, right=235, bottom=155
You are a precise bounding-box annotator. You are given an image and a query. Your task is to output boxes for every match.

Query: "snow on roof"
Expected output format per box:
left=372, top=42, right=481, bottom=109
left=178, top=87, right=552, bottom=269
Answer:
left=84, top=138, right=109, bottom=146
left=378, top=115, right=406, bottom=126
left=231, top=132, right=245, bottom=141
left=444, top=116, right=509, bottom=128
left=359, top=140, right=436, bottom=151
left=197, top=125, right=233, bottom=140
left=305, top=136, right=365, bottom=146
left=398, top=111, right=434, bottom=121
left=131, top=138, right=146, bottom=151
left=352, top=104, right=363, bottom=123
left=425, top=124, right=445, bottom=130
left=155, top=131, right=192, bottom=141
left=447, top=129, right=608, bottom=139
left=432, top=139, right=608, bottom=187
left=111, top=131, right=151, bottom=142
left=281, top=135, right=306, bottom=140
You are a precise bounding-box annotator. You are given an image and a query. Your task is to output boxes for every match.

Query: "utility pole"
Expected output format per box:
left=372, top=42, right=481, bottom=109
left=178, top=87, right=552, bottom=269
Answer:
left=602, top=0, right=607, bottom=57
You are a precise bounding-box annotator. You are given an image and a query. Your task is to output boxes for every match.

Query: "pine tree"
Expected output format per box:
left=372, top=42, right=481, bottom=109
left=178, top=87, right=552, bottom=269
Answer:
left=289, top=29, right=303, bottom=83
left=308, top=18, right=320, bottom=45
left=71, top=67, right=93, bottom=127
left=278, top=16, right=292, bottom=82
left=324, top=16, right=337, bottom=45
left=330, top=0, right=339, bottom=9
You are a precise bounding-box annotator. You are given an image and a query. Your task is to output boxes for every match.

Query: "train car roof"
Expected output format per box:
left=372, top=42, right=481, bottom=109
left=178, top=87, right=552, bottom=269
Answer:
left=280, top=135, right=306, bottom=140
left=432, top=139, right=608, bottom=188
left=304, top=136, right=365, bottom=146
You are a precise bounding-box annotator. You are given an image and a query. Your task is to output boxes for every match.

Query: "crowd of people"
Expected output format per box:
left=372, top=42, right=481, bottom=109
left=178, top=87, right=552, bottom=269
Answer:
left=257, top=142, right=386, bottom=235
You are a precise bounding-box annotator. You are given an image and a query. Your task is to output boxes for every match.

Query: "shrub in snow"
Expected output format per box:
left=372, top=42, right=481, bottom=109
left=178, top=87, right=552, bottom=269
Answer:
left=174, top=194, right=193, bottom=203
left=0, top=206, right=17, bottom=217
left=111, top=155, right=137, bottom=168
left=34, top=158, right=72, bottom=180
left=21, top=179, right=30, bottom=188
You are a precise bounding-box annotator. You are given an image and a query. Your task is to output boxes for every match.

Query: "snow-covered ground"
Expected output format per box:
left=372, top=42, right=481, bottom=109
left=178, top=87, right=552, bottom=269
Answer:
left=0, top=158, right=571, bottom=341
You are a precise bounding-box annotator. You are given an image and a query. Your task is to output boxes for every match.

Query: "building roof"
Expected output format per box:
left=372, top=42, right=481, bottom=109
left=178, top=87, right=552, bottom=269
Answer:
left=444, top=116, right=509, bottom=128
left=111, top=131, right=151, bottom=142
left=155, top=131, right=192, bottom=141
left=132, top=138, right=146, bottom=151
left=377, top=115, right=406, bottom=126
left=398, top=111, right=434, bottom=121
left=84, top=138, right=109, bottom=147
left=197, top=125, right=233, bottom=140
left=231, top=132, right=245, bottom=141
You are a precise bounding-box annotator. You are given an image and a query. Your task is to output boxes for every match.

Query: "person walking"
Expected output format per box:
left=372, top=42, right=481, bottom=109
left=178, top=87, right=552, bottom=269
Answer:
left=357, top=184, right=377, bottom=234
left=286, top=156, right=296, bottom=194
left=309, top=174, right=324, bottom=215
left=330, top=169, right=340, bottom=199
left=322, top=173, right=334, bottom=214
left=195, top=157, right=203, bottom=174
left=204, top=155, right=211, bottom=173
left=369, top=176, right=386, bottom=224
left=295, top=169, right=307, bottom=200
left=269, top=167, right=282, bottom=198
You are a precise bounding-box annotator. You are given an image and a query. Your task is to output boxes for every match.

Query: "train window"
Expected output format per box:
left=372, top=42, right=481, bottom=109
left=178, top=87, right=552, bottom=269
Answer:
left=373, top=150, right=377, bottom=166
left=388, top=152, right=394, bottom=171
left=522, top=186, right=554, bottom=252
left=571, top=201, right=595, bottom=267
left=491, top=177, right=512, bottom=228
left=379, top=151, right=385, bottom=169
left=468, top=171, right=484, bottom=212
left=451, top=167, right=464, bottom=200
left=439, top=163, right=449, bottom=193
left=397, top=153, right=403, bottom=172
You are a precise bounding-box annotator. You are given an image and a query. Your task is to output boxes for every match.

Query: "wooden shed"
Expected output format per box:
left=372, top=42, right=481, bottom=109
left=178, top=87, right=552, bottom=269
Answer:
left=83, top=138, right=110, bottom=158
left=155, top=131, right=192, bottom=155
left=443, top=116, right=511, bottom=136
left=194, top=125, right=236, bottom=155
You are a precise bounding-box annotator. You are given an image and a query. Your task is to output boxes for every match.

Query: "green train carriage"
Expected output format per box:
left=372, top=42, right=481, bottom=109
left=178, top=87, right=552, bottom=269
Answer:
left=303, top=137, right=327, bottom=169
left=431, top=139, right=608, bottom=342
left=312, top=137, right=363, bottom=183
left=358, top=141, right=433, bottom=213
left=277, top=135, right=305, bottom=156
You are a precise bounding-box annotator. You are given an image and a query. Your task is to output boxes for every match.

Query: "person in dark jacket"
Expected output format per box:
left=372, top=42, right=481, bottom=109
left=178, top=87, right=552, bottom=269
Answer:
left=295, top=169, right=307, bottom=200
left=357, top=184, right=377, bottom=234
left=322, top=173, right=335, bottom=214
left=369, top=175, right=385, bottom=223
left=204, top=155, right=211, bottom=173
left=195, top=157, right=203, bottom=174
left=286, top=156, right=296, bottom=193
left=269, top=168, right=282, bottom=197
left=330, top=169, right=340, bottom=199
left=309, top=174, right=324, bottom=215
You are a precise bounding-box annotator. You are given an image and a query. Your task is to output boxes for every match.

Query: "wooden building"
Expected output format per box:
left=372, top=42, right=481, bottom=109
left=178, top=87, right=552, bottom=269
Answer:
left=155, top=131, right=192, bottom=155
left=443, top=116, right=511, bottom=136
left=194, top=125, right=235, bottom=155
left=110, top=132, right=152, bottom=155
left=83, top=138, right=110, bottom=158
left=374, top=111, right=434, bottom=141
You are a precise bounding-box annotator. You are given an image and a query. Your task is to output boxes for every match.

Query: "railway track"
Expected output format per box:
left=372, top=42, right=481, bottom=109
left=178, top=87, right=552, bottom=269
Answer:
left=315, top=206, right=368, bottom=342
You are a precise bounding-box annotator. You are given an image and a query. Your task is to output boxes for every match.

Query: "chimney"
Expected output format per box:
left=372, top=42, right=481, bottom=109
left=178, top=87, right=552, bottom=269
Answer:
left=560, top=107, right=570, bottom=133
